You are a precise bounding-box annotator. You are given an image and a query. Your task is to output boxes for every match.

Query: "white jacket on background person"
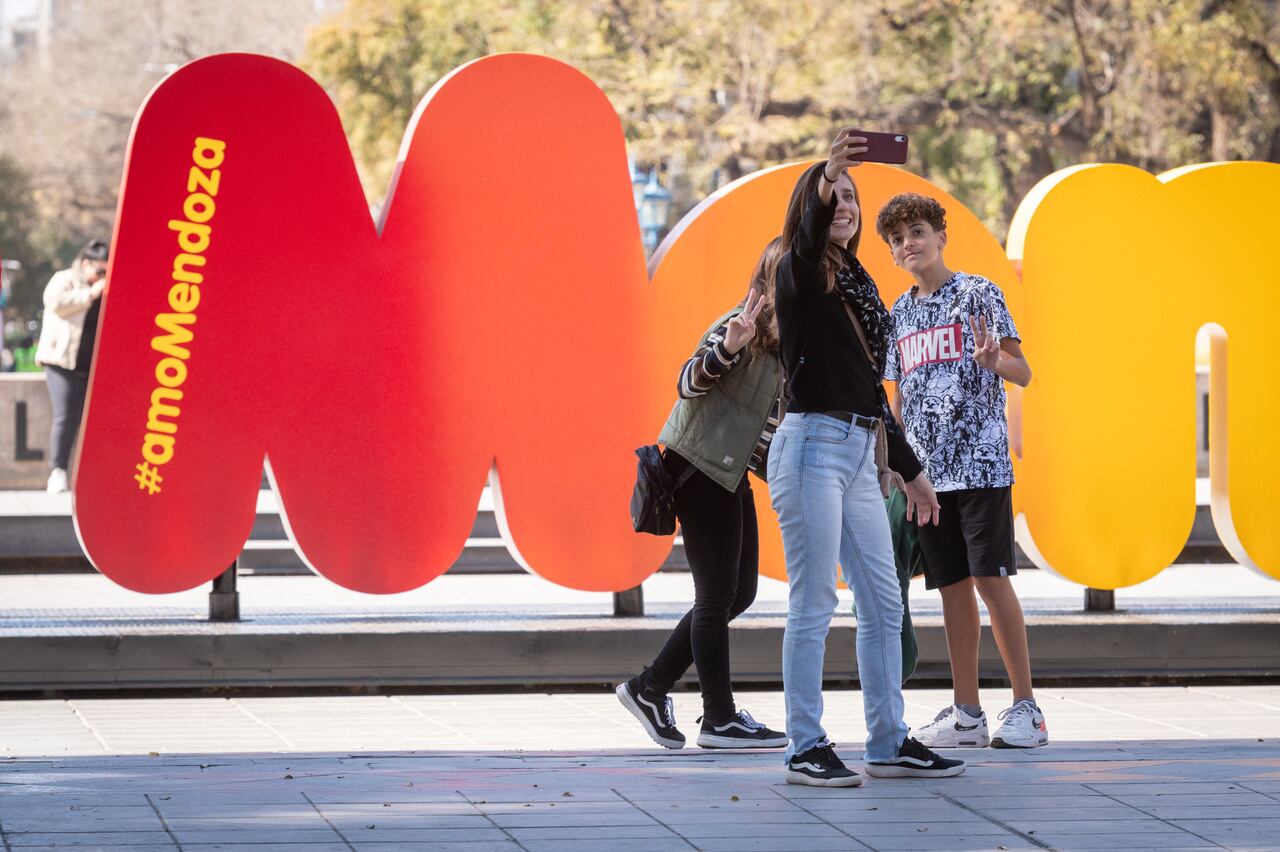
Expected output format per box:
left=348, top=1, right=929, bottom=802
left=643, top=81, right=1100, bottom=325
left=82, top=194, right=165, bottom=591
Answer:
left=35, top=266, right=98, bottom=371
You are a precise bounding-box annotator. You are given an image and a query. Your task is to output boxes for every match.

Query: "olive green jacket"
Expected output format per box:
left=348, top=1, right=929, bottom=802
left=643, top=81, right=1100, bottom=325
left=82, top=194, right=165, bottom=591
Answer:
left=658, top=309, right=783, bottom=492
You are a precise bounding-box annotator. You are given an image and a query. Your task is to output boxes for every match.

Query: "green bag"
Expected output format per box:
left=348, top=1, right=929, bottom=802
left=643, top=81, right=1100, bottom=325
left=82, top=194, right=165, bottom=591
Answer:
left=852, top=486, right=924, bottom=683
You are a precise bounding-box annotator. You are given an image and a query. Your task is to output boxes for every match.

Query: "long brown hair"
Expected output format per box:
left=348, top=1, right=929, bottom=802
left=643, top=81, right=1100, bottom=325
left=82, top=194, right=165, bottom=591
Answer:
left=743, top=236, right=783, bottom=357
left=780, top=161, right=862, bottom=294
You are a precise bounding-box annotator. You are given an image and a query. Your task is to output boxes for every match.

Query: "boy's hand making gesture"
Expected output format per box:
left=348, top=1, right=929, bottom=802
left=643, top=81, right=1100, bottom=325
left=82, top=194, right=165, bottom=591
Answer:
left=970, top=314, right=1032, bottom=387
left=971, top=315, right=999, bottom=371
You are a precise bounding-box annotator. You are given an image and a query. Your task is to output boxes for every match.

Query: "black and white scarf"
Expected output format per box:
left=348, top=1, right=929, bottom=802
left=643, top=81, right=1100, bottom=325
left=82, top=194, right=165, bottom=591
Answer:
left=835, top=258, right=892, bottom=377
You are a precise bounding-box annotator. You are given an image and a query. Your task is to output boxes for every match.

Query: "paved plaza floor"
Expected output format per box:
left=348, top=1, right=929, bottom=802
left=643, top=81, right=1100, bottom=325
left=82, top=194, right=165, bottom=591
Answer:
left=2, top=686, right=1279, bottom=851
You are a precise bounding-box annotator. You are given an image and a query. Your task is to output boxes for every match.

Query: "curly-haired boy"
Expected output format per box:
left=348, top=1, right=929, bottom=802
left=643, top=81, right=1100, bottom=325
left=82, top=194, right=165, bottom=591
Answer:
left=876, top=192, right=1047, bottom=749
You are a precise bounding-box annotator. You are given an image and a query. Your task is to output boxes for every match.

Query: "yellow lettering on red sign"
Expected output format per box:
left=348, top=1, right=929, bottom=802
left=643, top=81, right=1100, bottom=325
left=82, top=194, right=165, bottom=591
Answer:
left=134, top=137, right=225, bottom=495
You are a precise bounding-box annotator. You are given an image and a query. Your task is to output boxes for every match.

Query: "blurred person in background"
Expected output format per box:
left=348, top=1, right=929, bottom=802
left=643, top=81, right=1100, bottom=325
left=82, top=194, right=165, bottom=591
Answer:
left=35, top=239, right=108, bottom=494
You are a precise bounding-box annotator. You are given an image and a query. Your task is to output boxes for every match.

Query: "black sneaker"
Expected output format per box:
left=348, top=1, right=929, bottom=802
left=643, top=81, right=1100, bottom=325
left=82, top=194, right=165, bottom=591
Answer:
left=695, top=710, right=788, bottom=749
left=864, top=736, right=967, bottom=778
left=785, top=743, right=863, bottom=787
left=615, top=677, right=685, bottom=749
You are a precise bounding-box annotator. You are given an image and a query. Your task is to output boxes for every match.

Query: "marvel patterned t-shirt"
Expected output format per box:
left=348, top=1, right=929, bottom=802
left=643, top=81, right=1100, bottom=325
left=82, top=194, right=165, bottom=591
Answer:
left=883, top=272, right=1019, bottom=492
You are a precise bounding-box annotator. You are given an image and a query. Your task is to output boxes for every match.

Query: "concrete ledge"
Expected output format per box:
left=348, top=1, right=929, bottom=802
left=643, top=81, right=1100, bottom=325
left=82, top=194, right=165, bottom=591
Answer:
left=3, top=609, right=1277, bottom=694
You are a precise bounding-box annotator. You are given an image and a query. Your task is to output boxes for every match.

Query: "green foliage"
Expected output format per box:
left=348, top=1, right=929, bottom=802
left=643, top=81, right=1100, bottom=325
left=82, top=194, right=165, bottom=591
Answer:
left=304, top=0, right=1280, bottom=241
left=0, top=156, right=54, bottom=322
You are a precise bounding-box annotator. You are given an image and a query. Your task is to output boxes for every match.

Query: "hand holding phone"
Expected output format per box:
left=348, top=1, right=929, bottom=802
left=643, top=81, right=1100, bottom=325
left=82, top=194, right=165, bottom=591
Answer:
left=826, top=127, right=910, bottom=178
left=849, top=130, right=909, bottom=164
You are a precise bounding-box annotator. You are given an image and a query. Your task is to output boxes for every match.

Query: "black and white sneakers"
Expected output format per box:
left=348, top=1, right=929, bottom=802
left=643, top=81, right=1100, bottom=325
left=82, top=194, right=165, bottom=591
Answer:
left=615, top=677, right=685, bottom=749
left=864, top=736, right=967, bottom=778
left=696, top=710, right=788, bottom=749
left=785, top=743, right=864, bottom=787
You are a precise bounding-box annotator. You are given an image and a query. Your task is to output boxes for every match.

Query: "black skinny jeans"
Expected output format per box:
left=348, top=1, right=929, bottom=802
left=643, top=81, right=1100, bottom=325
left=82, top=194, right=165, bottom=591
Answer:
left=641, top=450, right=759, bottom=724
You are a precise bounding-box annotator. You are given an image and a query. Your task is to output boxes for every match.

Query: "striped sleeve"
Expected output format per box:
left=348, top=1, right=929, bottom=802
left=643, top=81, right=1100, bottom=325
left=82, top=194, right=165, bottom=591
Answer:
left=677, top=322, right=740, bottom=399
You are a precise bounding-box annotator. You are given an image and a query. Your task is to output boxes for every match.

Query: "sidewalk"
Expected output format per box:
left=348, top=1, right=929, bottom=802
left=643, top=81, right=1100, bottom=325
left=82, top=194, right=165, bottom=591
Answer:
left=2, top=686, right=1280, bottom=850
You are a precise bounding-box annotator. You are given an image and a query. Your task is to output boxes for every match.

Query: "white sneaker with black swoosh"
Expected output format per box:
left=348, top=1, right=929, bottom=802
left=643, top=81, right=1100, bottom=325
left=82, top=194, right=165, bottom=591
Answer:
left=864, top=736, right=967, bottom=778
left=913, top=704, right=990, bottom=748
left=992, top=699, right=1049, bottom=748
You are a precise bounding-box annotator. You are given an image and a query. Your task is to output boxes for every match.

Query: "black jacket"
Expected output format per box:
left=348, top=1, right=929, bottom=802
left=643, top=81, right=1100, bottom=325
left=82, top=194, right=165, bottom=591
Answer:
left=775, top=186, right=923, bottom=482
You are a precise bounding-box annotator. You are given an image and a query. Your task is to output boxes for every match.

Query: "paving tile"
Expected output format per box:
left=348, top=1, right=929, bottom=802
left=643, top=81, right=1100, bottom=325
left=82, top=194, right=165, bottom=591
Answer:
left=1104, top=791, right=1276, bottom=807
left=1007, top=818, right=1195, bottom=835
left=326, top=813, right=490, bottom=829
left=303, top=788, right=471, bottom=798
left=1240, top=781, right=1280, bottom=795
left=2, top=848, right=176, bottom=852
left=517, top=841, right=693, bottom=852
left=1167, top=817, right=1280, bottom=841
left=1029, top=834, right=1217, bottom=850
left=803, top=798, right=983, bottom=818
left=350, top=844, right=520, bottom=852
left=472, top=801, right=644, bottom=815
left=775, top=784, right=940, bottom=800
left=844, top=834, right=1035, bottom=851
left=180, top=846, right=353, bottom=852
left=962, top=806, right=1148, bottom=822
left=169, top=828, right=345, bottom=844
left=675, top=820, right=849, bottom=839
left=685, top=839, right=869, bottom=852
left=0, top=806, right=163, bottom=832
left=1139, top=804, right=1280, bottom=819
left=930, top=782, right=1100, bottom=797
left=485, top=811, right=656, bottom=828
left=831, top=820, right=1015, bottom=837
left=1085, top=781, right=1260, bottom=795
left=339, top=826, right=510, bottom=843
left=505, top=824, right=683, bottom=841
left=944, top=794, right=1115, bottom=810
left=7, top=832, right=177, bottom=847
left=657, top=808, right=819, bottom=825
left=160, top=816, right=332, bottom=828
left=152, top=803, right=322, bottom=819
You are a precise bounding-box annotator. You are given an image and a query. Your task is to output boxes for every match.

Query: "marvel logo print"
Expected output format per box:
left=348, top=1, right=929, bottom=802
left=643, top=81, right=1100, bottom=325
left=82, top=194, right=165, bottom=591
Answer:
left=897, top=323, right=963, bottom=375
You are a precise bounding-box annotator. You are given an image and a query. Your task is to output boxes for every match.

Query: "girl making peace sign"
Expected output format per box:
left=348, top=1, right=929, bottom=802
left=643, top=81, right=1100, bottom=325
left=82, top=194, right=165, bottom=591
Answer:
left=617, top=239, right=789, bottom=751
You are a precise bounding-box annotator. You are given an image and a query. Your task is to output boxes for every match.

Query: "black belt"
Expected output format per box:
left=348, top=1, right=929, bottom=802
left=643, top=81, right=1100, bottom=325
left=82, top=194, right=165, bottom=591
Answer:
left=819, top=410, right=879, bottom=430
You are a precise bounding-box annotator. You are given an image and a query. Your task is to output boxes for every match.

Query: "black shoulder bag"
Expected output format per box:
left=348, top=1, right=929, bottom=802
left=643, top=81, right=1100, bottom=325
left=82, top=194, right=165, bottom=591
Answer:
left=630, top=445, right=695, bottom=536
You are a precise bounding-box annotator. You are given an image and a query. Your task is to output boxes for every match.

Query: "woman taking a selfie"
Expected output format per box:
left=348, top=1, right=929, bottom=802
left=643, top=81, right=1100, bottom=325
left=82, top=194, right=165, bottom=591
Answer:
left=617, top=239, right=788, bottom=751
left=769, top=129, right=965, bottom=786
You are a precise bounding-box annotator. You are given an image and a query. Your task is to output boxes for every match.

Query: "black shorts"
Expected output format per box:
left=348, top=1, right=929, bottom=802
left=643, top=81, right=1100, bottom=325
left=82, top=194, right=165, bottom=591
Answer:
left=916, top=486, right=1017, bottom=590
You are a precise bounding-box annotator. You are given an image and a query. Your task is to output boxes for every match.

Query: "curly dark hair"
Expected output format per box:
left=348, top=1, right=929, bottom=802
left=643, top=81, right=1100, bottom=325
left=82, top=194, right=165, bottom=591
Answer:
left=874, top=193, right=946, bottom=242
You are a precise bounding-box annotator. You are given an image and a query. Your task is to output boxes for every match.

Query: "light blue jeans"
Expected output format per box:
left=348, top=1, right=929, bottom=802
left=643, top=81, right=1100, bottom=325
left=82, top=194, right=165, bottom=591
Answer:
left=769, top=412, right=909, bottom=762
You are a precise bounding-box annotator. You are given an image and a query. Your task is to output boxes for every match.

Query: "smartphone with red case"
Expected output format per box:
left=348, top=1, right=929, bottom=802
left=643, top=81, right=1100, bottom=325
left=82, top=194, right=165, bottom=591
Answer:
left=851, top=130, right=909, bottom=164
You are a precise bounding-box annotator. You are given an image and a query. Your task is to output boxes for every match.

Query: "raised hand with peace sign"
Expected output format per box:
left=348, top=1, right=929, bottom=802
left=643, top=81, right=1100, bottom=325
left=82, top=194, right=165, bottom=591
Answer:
left=970, top=313, right=1031, bottom=386
left=722, top=287, right=768, bottom=355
